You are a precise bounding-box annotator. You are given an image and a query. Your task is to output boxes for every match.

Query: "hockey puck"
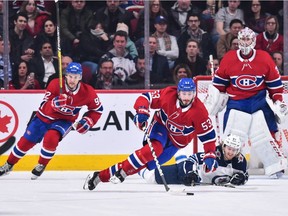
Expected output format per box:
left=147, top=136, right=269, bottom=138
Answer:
left=186, top=192, right=194, bottom=196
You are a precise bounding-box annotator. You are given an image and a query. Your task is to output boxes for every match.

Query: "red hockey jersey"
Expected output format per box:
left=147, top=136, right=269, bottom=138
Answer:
left=37, top=79, right=103, bottom=124
left=213, top=49, right=283, bottom=102
left=134, top=86, right=216, bottom=153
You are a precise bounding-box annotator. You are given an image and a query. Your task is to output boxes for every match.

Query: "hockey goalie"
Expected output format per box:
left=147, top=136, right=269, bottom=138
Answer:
left=205, top=27, right=288, bottom=178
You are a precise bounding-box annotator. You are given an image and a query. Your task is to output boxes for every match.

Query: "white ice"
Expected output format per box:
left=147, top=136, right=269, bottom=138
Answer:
left=0, top=172, right=288, bottom=216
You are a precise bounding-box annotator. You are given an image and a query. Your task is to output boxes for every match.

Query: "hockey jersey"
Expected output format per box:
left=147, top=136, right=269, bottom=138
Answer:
left=213, top=49, right=283, bottom=102
left=37, top=78, right=103, bottom=124
left=134, top=86, right=216, bottom=153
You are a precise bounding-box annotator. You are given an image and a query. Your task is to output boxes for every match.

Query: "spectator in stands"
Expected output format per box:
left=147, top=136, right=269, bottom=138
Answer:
left=174, top=39, right=207, bottom=78
left=152, top=15, right=179, bottom=70
left=229, top=36, right=239, bottom=50
left=101, top=31, right=136, bottom=83
left=116, top=23, right=138, bottom=60
left=201, top=0, right=218, bottom=33
left=91, top=57, right=125, bottom=89
left=127, top=52, right=145, bottom=88
left=217, top=19, right=243, bottom=61
left=0, top=37, right=13, bottom=87
left=255, top=15, right=283, bottom=55
left=34, top=19, right=57, bottom=57
left=60, top=0, right=93, bottom=57
left=93, top=0, right=134, bottom=37
left=46, top=55, right=73, bottom=86
left=172, top=63, right=192, bottom=84
left=19, top=0, right=50, bottom=38
left=244, top=0, right=267, bottom=35
left=272, top=51, right=283, bottom=75
left=148, top=36, right=171, bottom=87
left=205, top=57, right=219, bottom=75
left=168, top=0, right=201, bottom=39
left=211, top=0, right=244, bottom=45
left=30, top=41, right=58, bottom=88
left=77, top=20, right=110, bottom=73
left=134, top=0, right=168, bottom=43
left=178, top=13, right=215, bottom=61
left=9, top=12, right=35, bottom=67
left=9, top=60, right=41, bottom=89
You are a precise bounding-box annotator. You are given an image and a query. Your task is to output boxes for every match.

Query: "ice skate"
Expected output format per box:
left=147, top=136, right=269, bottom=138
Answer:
left=83, top=172, right=101, bottom=191
left=0, top=162, right=13, bottom=176
left=31, top=164, right=46, bottom=180
left=109, top=169, right=127, bottom=184
left=270, top=170, right=284, bottom=179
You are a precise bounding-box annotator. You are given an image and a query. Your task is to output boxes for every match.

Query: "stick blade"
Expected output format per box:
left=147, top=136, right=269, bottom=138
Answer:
left=0, top=136, right=16, bottom=155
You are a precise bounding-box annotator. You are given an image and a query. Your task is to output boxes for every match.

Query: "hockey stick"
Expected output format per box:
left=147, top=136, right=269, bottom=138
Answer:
left=0, top=136, right=16, bottom=155
left=146, top=135, right=194, bottom=196
left=209, top=55, right=221, bottom=141
left=55, top=0, right=63, bottom=94
left=193, top=182, right=257, bottom=190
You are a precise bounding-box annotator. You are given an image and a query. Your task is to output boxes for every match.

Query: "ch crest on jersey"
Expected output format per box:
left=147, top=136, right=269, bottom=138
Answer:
left=233, top=75, right=263, bottom=90
left=165, top=120, right=194, bottom=136
left=58, top=105, right=80, bottom=116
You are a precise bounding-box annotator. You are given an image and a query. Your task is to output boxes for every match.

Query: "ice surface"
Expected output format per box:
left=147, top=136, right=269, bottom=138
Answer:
left=0, top=171, right=288, bottom=216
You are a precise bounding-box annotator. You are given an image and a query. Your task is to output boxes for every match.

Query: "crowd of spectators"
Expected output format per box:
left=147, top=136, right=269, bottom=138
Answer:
left=0, top=0, right=284, bottom=90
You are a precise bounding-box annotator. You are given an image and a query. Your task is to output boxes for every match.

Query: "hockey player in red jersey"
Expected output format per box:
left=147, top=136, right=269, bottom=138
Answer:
left=0, top=62, right=103, bottom=179
left=205, top=27, right=288, bottom=178
left=84, top=78, right=218, bottom=191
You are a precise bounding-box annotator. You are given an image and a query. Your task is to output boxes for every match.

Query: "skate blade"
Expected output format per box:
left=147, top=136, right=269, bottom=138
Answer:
left=31, top=174, right=39, bottom=180
left=83, top=174, right=92, bottom=190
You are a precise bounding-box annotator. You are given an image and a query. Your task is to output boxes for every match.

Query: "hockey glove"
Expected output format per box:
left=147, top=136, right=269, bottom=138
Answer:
left=182, top=170, right=201, bottom=186
left=74, top=117, right=94, bottom=134
left=203, top=152, right=218, bottom=173
left=212, top=175, right=231, bottom=185
left=133, top=107, right=150, bottom=131
left=230, top=172, right=248, bottom=186
left=274, top=100, right=288, bottom=124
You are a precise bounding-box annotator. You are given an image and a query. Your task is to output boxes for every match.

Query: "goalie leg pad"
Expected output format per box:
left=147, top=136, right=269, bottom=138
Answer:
left=250, top=110, right=287, bottom=176
left=223, top=109, right=252, bottom=148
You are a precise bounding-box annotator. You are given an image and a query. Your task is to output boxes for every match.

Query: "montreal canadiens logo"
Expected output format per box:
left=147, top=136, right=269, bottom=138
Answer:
left=166, top=120, right=184, bottom=136
left=235, top=75, right=258, bottom=90
left=0, top=100, right=19, bottom=142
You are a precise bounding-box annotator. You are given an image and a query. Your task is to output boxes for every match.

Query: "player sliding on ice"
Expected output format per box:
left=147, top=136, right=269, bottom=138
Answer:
left=140, top=134, right=248, bottom=186
left=84, top=78, right=218, bottom=191
left=205, top=27, right=288, bottom=178
left=0, top=62, right=103, bottom=179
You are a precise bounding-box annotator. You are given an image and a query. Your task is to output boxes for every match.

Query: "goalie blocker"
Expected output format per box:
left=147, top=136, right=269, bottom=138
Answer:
left=223, top=109, right=287, bottom=177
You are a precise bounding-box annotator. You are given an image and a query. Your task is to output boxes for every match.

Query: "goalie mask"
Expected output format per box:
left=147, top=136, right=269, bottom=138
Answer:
left=222, top=134, right=241, bottom=160
left=238, top=27, right=256, bottom=55
left=177, top=78, right=196, bottom=107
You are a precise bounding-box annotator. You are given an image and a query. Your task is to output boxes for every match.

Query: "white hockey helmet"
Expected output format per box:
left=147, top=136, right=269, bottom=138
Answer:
left=238, top=27, right=256, bottom=55
left=223, top=134, right=241, bottom=155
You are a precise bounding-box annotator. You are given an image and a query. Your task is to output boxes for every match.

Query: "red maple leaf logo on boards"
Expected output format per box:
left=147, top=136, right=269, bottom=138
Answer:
left=0, top=111, right=12, bottom=133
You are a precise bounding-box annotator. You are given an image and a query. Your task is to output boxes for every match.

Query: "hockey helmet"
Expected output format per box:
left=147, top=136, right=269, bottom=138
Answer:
left=177, top=78, right=196, bottom=92
left=238, top=27, right=256, bottom=55
left=223, top=134, right=241, bottom=155
left=66, top=62, right=82, bottom=76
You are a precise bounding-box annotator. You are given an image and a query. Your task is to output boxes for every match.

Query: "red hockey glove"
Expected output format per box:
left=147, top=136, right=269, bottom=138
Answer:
left=133, top=107, right=150, bottom=131
left=52, top=94, right=73, bottom=108
left=74, top=117, right=94, bottom=134
left=203, top=152, right=218, bottom=173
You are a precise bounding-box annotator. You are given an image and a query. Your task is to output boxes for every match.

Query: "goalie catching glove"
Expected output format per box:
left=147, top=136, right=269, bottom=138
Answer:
left=133, top=107, right=150, bottom=131
left=203, top=152, right=218, bottom=173
left=74, top=116, right=94, bottom=134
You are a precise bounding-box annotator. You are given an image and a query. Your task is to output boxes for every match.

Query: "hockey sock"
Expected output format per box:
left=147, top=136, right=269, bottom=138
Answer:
left=7, top=137, right=35, bottom=165
left=99, top=140, right=163, bottom=182
left=39, top=130, right=61, bottom=165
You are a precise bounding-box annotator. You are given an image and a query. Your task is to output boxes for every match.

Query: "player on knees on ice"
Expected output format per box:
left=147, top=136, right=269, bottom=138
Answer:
left=0, top=62, right=103, bottom=179
left=84, top=78, right=218, bottom=191
left=205, top=27, right=288, bottom=178
left=140, top=134, right=248, bottom=186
